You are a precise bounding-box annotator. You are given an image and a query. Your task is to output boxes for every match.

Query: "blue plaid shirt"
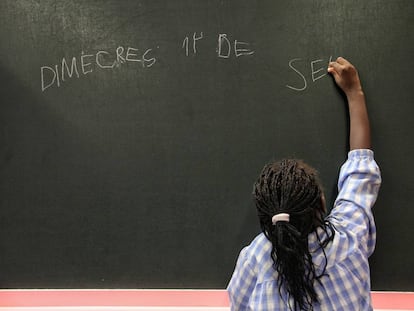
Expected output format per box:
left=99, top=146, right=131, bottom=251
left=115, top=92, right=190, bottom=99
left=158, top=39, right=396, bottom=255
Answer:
left=227, top=149, right=381, bottom=310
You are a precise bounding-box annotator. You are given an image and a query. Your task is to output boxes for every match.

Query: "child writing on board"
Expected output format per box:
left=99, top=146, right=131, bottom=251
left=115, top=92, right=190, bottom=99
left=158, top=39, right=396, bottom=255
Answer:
left=227, top=57, right=381, bottom=311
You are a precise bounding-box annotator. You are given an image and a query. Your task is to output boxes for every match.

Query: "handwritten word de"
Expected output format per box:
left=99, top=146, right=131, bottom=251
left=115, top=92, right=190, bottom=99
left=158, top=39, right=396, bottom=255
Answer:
left=217, top=34, right=255, bottom=58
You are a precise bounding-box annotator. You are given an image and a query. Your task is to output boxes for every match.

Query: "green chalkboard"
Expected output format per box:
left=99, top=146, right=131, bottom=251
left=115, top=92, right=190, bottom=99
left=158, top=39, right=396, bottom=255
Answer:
left=0, top=0, right=413, bottom=290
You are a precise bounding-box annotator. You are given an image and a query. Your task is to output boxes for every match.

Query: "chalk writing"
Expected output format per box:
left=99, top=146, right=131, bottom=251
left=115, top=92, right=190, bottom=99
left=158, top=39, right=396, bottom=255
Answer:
left=39, top=33, right=332, bottom=94
left=286, top=56, right=333, bottom=91
left=182, top=33, right=255, bottom=58
left=41, top=46, right=156, bottom=92
left=217, top=34, right=255, bottom=58
left=182, top=32, right=204, bottom=56
left=41, top=32, right=256, bottom=92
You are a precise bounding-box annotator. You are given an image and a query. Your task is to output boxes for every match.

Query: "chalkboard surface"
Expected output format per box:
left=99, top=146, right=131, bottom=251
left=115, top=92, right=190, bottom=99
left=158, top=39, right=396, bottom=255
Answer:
left=1, top=0, right=413, bottom=290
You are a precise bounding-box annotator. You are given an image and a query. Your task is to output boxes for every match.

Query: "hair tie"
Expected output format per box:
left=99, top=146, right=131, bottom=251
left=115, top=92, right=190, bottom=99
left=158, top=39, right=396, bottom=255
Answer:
left=272, top=213, right=290, bottom=225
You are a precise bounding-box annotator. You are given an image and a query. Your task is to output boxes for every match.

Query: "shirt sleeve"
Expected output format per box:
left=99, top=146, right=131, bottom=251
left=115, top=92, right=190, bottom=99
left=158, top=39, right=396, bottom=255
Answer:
left=227, top=247, right=257, bottom=311
left=328, top=149, right=381, bottom=256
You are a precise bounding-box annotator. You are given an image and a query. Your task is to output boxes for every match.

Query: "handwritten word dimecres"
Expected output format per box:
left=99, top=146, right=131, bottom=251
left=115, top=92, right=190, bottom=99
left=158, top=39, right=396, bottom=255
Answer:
left=40, top=46, right=156, bottom=92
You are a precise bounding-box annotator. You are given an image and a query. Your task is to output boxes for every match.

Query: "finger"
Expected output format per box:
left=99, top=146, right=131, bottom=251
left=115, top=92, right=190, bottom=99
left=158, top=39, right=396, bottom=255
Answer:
left=327, top=66, right=340, bottom=80
left=336, top=56, right=350, bottom=66
left=328, top=61, right=343, bottom=73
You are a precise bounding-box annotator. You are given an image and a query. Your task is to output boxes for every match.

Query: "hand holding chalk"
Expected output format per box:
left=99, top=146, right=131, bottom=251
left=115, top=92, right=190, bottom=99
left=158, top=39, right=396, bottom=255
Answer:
left=328, top=57, right=363, bottom=98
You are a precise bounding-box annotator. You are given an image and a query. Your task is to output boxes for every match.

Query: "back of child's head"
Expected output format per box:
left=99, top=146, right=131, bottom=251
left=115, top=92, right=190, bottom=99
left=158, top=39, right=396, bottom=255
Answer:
left=253, top=159, right=333, bottom=311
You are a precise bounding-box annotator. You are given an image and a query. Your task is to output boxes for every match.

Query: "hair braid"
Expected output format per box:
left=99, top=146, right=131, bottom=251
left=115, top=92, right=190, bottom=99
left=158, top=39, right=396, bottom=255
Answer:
left=253, top=159, right=334, bottom=311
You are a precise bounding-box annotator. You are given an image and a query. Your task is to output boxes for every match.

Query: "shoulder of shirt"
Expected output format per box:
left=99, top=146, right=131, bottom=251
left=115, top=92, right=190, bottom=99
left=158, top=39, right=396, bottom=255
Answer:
left=248, top=232, right=270, bottom=249
left=239, top=233, right=278, bottom=281
left=240, top=233, right=272, bottom=262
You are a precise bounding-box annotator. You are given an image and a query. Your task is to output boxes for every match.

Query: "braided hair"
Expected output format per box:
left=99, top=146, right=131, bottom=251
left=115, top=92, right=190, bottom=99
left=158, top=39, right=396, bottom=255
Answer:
left=253, top=159, right=334, bottom=311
